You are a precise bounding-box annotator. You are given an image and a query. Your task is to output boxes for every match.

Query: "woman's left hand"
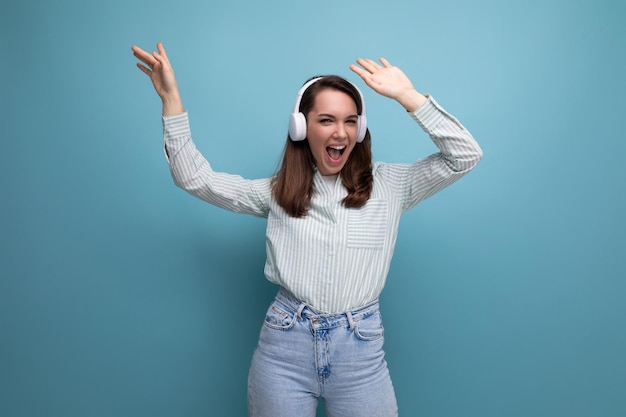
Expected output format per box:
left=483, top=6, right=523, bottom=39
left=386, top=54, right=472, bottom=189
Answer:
left=350, top=58, right=427, bottom=112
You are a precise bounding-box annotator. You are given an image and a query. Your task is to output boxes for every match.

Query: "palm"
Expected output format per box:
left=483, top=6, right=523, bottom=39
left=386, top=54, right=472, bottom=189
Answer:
left=132, top=43, right=179, bottom=99
left=151, top=63, right=177, bottom=97
left=350, top=58, right=415, bottom=101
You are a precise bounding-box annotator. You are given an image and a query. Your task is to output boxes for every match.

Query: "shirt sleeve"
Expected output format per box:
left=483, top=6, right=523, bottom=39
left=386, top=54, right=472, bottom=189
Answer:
left=162, top=112, right=272, bottom=218
left=377, top=96, right=483, bottom=211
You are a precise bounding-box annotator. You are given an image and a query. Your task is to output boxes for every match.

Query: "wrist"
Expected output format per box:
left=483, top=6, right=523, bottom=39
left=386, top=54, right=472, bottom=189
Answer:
left=161, top=93, right=184, bottom=116
left=397, top=89, right=427, bottom=113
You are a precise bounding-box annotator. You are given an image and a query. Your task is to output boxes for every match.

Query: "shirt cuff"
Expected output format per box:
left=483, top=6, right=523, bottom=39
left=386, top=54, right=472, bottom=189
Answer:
left=409, top=96, right=457, bottom=132
left=162, top=111, right=191, bottom=161
left=162, top=111, right=191, bottom=139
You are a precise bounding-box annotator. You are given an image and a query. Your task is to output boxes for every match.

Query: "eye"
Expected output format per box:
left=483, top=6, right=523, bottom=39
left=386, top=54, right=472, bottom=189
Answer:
left=346, top=119, right=357, bottom=125
left=319, top=118, right=333, bottom=124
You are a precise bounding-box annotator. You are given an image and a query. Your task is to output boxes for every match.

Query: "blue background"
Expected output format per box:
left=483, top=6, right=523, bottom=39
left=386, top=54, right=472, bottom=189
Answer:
left=1, top=0, right=625, bottom=416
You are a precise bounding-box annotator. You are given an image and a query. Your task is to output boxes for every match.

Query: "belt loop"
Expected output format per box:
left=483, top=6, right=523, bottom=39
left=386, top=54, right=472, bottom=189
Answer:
left=295, top=302, right=307, bottom=322
left=346, top=310, right=356, bottom=332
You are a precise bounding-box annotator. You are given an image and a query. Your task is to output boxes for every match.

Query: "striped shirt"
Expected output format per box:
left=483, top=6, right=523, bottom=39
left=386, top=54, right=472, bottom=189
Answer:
left=163, top=96, right=482, bottom=313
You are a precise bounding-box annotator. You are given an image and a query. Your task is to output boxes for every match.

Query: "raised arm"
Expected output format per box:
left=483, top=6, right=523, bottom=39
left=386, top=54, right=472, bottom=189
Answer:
left=352, top=57, right=482, bottom=210
left=131, top=42, right=271, bottom=217
left=131, top=42, right=184, bottom=116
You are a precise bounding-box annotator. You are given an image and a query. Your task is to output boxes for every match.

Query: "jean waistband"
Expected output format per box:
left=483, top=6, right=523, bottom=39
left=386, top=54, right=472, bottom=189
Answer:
left=275, top=287, right=380, bottom=331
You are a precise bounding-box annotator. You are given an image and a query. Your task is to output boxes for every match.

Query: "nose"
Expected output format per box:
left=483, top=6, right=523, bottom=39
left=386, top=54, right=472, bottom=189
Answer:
left=334, top=122, right=348, bottom=139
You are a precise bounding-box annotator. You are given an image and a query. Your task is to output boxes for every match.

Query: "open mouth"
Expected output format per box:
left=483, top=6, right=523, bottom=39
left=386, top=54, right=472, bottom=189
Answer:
left=326, top=145, right=346, bottom=161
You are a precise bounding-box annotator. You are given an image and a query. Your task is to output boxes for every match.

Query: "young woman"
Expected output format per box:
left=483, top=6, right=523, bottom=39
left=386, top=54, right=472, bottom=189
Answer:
left=132, top=42, right=482, bottom=417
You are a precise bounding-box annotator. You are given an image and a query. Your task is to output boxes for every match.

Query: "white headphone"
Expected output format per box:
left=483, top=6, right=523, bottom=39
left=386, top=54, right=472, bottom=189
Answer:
left=288, top=77, right=368, bottom=143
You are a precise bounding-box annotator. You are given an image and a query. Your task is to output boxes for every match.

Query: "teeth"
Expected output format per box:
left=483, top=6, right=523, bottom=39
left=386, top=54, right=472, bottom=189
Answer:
left=329, top=145, right=346, bottom=150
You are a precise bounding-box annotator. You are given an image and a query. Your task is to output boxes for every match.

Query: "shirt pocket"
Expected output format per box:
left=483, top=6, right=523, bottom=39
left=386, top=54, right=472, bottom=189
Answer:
left=346, top=199, right=388, bottom=249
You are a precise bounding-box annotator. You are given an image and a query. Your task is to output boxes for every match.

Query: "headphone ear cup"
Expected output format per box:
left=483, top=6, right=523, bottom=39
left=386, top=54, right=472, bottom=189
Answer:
left=289, top=112, right=307, bottom=141
left=357, top=115, right=367, bottom=143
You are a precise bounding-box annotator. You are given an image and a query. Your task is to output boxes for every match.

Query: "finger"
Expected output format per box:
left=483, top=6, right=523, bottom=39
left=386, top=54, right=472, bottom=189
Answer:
left=356, top=58, right=375, bottom=72
left=136, top=62, right=152, bottom=76
left=349, top=63, right=369, bottom=78
left=350, top=65, right=384, bottom=92
left=152, top=49, right=169, bottom=69
left=364, top=58, right=384, bottom=71
left=132, top=45, right=154, bottom=65
left=355, top=58, right=381, bottom=74
left=157, top=42, right=168, bottom=59
left=379, top=57, right=392, bottom=68
left=131, top=45, right=148, bottom=56
left=134, top=48, right=158, bottom=72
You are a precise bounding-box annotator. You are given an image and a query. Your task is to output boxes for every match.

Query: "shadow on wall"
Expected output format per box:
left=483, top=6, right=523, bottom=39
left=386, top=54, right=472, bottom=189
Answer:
left=187, top=228, right=278, bottom=413
left=187, top=229, right=331, bottom=417
left=126, top=210, right=280, bottom=415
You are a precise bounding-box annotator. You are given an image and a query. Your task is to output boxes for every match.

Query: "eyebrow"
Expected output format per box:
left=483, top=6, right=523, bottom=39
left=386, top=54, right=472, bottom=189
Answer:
left=316, top=113, right=358, bottom=119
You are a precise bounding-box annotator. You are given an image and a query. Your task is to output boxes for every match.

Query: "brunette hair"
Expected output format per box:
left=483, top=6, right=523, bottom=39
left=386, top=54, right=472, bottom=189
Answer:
left=271, top=75, right=373, bottom=218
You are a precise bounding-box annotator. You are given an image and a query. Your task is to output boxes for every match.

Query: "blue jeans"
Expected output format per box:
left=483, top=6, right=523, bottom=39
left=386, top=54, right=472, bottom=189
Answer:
left=247, top=288, right=398, bottom=417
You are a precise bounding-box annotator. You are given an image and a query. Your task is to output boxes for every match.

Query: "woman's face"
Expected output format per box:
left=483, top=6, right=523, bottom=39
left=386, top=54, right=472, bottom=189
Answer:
left=306, top=89, right=359, bottom=176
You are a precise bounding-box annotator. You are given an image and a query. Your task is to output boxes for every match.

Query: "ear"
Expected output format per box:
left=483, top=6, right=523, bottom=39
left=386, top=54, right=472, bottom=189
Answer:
left=289, top=112, right=307, bottom=141
left=357, top=114, right=367, bottom=143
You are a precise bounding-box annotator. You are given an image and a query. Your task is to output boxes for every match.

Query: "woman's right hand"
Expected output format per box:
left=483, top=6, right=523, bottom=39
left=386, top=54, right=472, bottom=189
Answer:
left=132, top=42, right=184, bottom=116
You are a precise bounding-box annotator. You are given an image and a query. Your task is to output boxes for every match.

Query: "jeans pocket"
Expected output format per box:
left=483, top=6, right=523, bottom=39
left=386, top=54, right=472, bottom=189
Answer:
left=353, top=312, right=385, bottom=341
left=263, top=301, right=297, bottom=331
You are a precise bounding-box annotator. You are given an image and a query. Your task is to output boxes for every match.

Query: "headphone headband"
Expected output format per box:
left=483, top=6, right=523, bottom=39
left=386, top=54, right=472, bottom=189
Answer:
left=288, top=77, right=368, bottom=143
left=291, top=77, right=324, bottom=114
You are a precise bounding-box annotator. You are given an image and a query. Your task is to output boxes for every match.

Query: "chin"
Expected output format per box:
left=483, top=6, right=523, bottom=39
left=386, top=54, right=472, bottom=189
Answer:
left=321, top=166, right=343, bottom=176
